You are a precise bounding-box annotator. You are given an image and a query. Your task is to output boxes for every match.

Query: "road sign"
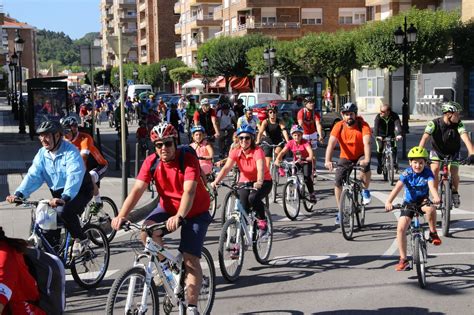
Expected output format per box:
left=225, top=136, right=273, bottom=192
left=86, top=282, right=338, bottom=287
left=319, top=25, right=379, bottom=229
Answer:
left=127, top=79, right=134, bottom=86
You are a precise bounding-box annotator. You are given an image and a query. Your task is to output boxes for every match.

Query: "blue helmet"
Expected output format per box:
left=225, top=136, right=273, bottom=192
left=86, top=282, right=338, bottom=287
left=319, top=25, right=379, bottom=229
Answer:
left=190, top=125, right=205, bottom=134
left=236, top=124, right=256, bottom=137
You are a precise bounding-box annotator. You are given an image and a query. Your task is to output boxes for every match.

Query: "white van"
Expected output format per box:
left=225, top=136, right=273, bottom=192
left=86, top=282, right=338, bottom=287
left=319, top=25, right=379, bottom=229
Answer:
left=127, top=84, right=153, bottom=100
left=237, top=93, right=284, bottom=109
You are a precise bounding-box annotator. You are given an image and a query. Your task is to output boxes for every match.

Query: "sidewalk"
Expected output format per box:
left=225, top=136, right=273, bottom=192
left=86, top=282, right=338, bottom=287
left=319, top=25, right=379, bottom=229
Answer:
left=0, top=97, right=157, bottom=239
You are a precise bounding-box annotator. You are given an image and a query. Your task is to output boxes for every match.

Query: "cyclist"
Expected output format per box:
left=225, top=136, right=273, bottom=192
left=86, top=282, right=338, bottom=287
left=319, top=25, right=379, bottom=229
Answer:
left=111, top=122, right=211, bottom=315
left=60, top=116, right=108, bottom=213
left=373, top=104, right=402, bottom=174
left=5, top=120, right=93, bottom=257
left=190, top=125, right=214, bottom=176
left=297, top=97, right=323, bottom=176
left=324, top=102, right=373, bottom=223
left=216, top=103, right=236, bottom=158
left=166, top=102, right=183, bottom=144
left=237, top=107, right=260, bottom=130
left=136, top=120, right=150, bottom=155
left=0, top=226, right=46, bottom=314
left=385, top=146, right=441, bottom=271
left=281, top=111, right=294, bottom=131
left=274, top=125, right=317, bottom=202
left=211, top=124, right=272, bottom=232
left=186, top=96, right=198, bottom=135
left=256, top=103, right=289, bottom=171
left=418, top=101, right=474, bottom=207
left=193, top=98, right=220, bottom=140
left=233, top=98, right=245, bottom=119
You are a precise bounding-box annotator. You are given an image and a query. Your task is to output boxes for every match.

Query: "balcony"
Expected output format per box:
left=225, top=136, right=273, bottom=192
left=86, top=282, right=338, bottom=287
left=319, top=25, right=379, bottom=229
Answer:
left=189, top=0, right=221, bottom=5
left=188, top=14, right=221, bottom=28
left=175, top=23, right=182, bottom=34
left=175, top=42, right=182, bottom=55
left=138, top=1, right=147, bottom=12
left=117, top=0, right=136, bottom=4
left=121, top=12, right=137, bottom=19
left=139, top=20, right=147, bottom=29
left=123, top=28, right=137, bottom=34
left=140, top=37, right=147, bottom=46
left=174, top=2, right=181, bottom=14
left=213, top=5, right=222, bottom=20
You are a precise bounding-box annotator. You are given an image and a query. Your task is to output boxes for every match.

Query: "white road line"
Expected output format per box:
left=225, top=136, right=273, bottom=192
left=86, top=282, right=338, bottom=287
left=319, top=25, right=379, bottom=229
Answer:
left=66, top=269, right=120, bottom=281
left=431, top=252, right=474, bottom=256
left=269, top=253, right=349, bottom=266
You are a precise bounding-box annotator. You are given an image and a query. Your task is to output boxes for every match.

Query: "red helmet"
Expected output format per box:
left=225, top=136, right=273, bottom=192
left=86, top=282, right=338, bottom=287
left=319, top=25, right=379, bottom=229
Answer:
left=150, top=122, right=178, bottom=143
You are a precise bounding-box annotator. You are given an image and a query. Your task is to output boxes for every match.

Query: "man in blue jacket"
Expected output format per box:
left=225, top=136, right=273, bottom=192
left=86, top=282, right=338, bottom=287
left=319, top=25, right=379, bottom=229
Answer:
left=6, top=120, right=93, bottom=257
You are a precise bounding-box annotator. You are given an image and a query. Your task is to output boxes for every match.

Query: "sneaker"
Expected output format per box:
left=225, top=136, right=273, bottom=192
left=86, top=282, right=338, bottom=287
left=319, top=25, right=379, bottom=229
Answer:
left=89, top=202, right=103, bottom=215
left=72, top=239, right=90, bottom=258
left=309, top=192, right=317, bottom=203
left=395, top=258, right=410, bottom=271
left=452, top=192, right=460, bottom=208
left=362, top=190, right=371, bottom=205
left=257, top=219, right=267, bottom=231
left=429, top=232, right=442, bottom=246
left=335, top=213, right=340, bottom=225
left=278, top=167, right=285, bottom=177
left=377, top=165, right=382, bottom=175
left=186, top=306, right=199, bottom=315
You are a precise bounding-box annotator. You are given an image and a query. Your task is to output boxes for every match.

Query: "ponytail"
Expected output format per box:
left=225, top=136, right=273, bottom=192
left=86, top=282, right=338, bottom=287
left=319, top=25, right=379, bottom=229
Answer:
left=0, top=226, right=28, bottom=253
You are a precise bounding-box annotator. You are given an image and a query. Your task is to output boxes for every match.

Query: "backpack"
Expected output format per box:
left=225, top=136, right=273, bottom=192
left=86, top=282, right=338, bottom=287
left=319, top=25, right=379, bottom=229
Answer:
left=23, top=247, right=66, bottom=315
left=149, top=145, right=207, bottom=186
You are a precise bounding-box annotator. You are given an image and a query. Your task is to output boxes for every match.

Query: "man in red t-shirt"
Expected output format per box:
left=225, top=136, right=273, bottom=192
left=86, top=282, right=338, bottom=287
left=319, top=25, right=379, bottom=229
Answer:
left=297, top=97, right=323, bottom=174
left=111, top=122, right=210, bottom=313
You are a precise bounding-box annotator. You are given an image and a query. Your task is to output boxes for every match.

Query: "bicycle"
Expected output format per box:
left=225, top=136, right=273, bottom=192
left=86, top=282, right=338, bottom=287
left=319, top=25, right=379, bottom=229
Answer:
left=220, top=166, right=240, bottom=225
left=392, top=202, right=432, bottom=288
left=380, top=137, right=397, bottom=186
left=203, top=165, right=218, bottom=220
left=437, top=156, right=454, bottom=237
left=15, top=198, right=110, bottom=289
left=81, top=196, right=118, bottom=243
left=217, top=182, right=273, bottom=282
left=280, top=160, right=315, bottom=220
left=261, top=140, right=286, bottom=203
left=106, top=221, right=216, bottom=315
left=337, top=163, right=366, bottom=240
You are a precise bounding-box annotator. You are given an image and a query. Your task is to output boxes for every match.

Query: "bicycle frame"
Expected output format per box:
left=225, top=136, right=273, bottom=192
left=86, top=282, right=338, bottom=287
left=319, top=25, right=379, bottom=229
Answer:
left=228, top=199, right=256, bottom=250
left=29, top=220, right=73, bottom=266
left=285, top=162, right=305, bottom=196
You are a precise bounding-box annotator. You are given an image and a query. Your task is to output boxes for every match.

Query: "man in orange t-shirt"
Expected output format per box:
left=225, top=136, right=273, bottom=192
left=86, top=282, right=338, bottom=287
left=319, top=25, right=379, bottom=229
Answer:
left=324, top=102, right=372, bottom=223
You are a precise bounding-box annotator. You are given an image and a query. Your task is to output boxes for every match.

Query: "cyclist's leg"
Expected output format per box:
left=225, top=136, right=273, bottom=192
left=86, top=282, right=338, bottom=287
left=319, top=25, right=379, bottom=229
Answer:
left=429, top=151, right=441, bottom=188
left=140, top=205, right=170, bottom=250
left=90, top=166, right=107, bottom=204
left=262, top=142, right=272, bottom=169
left=334, top=159, right=351, bottom=208
left=421, top=203, right=438, bottom=234
left=248, top=181, right=272, bottom=220
left=302, top=163, right=314, bottom=193
left=179, top=211, right=212, bottom=306
left=450, top=161, right=460, bottom=192
left=59, top=188, right=93, bottom=242
left=376, top=138, right=383, bottom=173
left=238, top=187, right=251, bottom=214
left=396, top=210, right=412, bottom=263
left=358, top=156, right=372, bottom=189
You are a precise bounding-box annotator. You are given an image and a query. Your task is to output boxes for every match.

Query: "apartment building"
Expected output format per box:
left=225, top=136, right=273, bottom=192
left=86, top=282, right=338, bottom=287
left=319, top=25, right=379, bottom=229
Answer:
left=100, top=0, right=139, bottom=68
left=137, top=0, right=179, bottom=65
left=174, top=0, right=222, bottom=66
left=365, top=0, right=462, bottom=21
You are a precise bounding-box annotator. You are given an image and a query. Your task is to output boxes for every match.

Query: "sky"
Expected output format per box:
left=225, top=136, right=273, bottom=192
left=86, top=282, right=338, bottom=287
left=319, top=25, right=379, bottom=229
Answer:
left=3, top=0, right=101, bottom=39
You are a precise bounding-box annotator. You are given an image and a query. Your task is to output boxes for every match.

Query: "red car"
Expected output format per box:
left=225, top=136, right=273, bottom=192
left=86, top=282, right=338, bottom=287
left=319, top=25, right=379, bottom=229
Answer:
left=250, top=102, right=269, bottom=121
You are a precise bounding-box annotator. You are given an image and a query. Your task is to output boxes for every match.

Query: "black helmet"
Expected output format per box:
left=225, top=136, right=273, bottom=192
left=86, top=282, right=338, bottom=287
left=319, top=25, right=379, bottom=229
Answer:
left=237, top=98, right=244, bottom=104
left=60, top=116, right=78, bottom=128
left=221, top=103, right=230, bottom=110
left=341, top=102, right=358, bottom=114
left=36, top=120, right=62, bottom=134
left=303, top=97, right=315, bottom=104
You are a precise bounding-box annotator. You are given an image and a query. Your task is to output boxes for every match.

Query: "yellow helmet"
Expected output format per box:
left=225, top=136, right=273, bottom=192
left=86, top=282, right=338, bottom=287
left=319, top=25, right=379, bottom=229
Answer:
left=407, top=146, right=428, bottom=159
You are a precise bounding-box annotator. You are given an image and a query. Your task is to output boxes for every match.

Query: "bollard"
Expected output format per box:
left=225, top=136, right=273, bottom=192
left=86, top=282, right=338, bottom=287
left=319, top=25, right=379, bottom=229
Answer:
left=115, top=140, right=120, bottom=171
left=135, top=142, right=139, bottom=177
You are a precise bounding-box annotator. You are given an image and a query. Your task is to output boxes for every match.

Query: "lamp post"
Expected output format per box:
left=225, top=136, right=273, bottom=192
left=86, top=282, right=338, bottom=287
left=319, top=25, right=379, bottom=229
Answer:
left=15, top=31, right=26, bottom=134
left=394, top=16, right=417, bottom=159
left=133, top=69, right=138, bottom=84
left=161, top=65, right=167, bottom=93
left=8, top=58, right=16, bottom=118
left=10, top=52, right=18, bottom=120
left=201, top=57, right=209, bottom=93
left=263, top=47, right=276, bottom=93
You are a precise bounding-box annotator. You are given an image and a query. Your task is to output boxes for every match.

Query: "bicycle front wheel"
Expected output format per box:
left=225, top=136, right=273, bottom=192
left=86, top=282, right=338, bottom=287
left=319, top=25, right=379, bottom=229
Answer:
left=388, top=154, right=395, bottom=186
left=414, top=236, right=427, bottom=288
left=221, top=190, right=237, bottom=226
left=208, top=186, right=218, bottom=220
left=253, top=207, right=273, bottom=264
left=302, top=183, right=315, bottom=213
left=106, top=266, right=159, bottom=315
left=339, top=189, right=355, bottom=240
left=70, top=224, right=110, bottom=289
left=218, top=217, right=244, bottom=282
left=441, top=180, right=452, bottom=237
left=270, top=163, right=278, bottom=203
left=282, top=180, right=300, bottom=220
left=198, top=247, right=216, bottom=315
left=90, top=196, right=118, bottom=243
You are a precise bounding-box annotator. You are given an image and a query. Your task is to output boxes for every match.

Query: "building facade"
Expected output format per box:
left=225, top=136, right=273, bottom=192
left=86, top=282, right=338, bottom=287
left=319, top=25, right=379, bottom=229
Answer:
left=100, top=0, right=139, bottom=68
left=137, top=0, right=179, bottom=65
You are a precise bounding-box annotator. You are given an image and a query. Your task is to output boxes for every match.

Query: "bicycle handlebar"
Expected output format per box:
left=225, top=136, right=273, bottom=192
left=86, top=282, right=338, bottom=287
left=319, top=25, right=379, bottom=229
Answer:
left=260, top=140, right=286, bottom=148
left=120, top=218, right=185, bottom=237
left=392, top=200, right=433, bottom=211
left=12, top=197, right=39, bottom=207
left=218, top=181, right=255, bottom=191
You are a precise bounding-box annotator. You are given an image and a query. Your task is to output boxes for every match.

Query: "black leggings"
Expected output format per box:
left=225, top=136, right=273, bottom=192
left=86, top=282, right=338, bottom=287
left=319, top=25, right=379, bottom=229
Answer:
left=297, top=163, right=314, bottom=193
left=238, top=180, right=272, bottom=220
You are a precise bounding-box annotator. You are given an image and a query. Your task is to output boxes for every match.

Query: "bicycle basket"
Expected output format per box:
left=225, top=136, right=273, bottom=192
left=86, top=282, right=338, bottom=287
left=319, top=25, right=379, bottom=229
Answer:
left=35, top=201, right=61, bottom=230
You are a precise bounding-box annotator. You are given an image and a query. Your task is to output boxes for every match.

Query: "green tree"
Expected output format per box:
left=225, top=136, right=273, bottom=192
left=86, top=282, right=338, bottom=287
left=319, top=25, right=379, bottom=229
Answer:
left=169, top=67, right=195, bottom=86
left=452, top=19, right=474, bottom=111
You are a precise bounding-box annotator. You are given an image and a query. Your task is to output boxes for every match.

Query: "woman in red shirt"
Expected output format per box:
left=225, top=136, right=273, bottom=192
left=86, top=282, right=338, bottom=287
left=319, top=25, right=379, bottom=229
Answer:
left=211, top=124, right=272, bottom=231
left=0, top=227, right=45, bottom=315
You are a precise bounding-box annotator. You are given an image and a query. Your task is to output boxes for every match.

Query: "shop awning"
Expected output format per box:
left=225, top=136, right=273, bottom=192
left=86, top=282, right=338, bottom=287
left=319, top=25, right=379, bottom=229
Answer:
left=210, top=76, right=225, bottom=88
left=230, top=76, right=252, bottom=92
left=182, top=78, right=204, bottom=89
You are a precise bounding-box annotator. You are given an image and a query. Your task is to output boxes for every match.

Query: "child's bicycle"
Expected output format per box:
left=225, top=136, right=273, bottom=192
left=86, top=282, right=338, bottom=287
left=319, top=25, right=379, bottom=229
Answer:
left=393, top=201, right=434, bottom=289
left=106, top=221, right=216, bottom=315
left=15, top=198, right=110, bottom=289
left=217, top=182, right=272, bottom=282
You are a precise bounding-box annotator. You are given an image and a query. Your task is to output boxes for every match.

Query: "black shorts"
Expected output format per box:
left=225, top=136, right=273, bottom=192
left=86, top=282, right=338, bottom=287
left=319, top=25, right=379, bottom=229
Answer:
left=261, top=139, right=284, bottom=158
left=400, top=198, right=429, bottom=218
left=335, top=157, right=371, bottom=187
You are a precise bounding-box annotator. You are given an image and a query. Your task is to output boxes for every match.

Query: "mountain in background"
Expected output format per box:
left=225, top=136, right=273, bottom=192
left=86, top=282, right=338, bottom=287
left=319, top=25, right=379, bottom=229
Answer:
left=37, top=29, right=100, bottom=72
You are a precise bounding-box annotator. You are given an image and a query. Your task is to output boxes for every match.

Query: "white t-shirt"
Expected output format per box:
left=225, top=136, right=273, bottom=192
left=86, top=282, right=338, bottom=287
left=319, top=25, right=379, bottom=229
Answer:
left=217, top=110, right=235, bottom=130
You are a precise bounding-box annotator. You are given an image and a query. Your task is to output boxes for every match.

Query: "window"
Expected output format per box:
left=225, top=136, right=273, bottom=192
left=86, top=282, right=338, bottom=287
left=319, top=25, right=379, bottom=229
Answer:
left=223, top=0, right=229, bottom=9
left=302, top=8, right=322, bottom=25
left=248, top=96, right=256, bottom=107
left=339, top=8, right=366, bottom=25
left=358, top=68, right=384, bottom=98
left=224, top=20, right=230, bottom=33
left=261, top=8, right=276, bottom=25
left=231, top=17, right=237, bottom=32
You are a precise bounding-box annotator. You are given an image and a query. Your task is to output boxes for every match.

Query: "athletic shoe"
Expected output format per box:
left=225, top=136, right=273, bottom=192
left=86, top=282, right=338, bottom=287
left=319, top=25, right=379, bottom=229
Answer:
left=186, top=306, right=199, bottom=315
left=72, top=239, right=90, bottom=258
left=362, top=190, right=371, bottom=205
left=395, top=258, right=410, bottom=271
left=452, top=192, right=460, bottom=208
left=377, top=165, right=382, bottom=174
left=335, top=213, right=340, bottom=225
left=309, top=192, right=317, bottom=203
left=429, top=232, right=442, bottom=246
left=89, top=202, right=103, bottom=215
left=257, top=219, right=268, bottom=231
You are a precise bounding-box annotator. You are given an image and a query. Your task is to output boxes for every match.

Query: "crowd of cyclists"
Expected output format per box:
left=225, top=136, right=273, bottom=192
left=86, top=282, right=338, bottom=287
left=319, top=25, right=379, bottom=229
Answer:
left=2, top=86, right=474, bottom=313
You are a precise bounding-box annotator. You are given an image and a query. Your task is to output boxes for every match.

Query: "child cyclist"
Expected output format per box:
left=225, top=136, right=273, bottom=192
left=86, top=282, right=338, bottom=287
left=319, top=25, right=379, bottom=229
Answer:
left=189, top=125, right=214, bottom=176
left=385, top=146, right=441, bottom=271
left=274, top=125, right=316, bottom=203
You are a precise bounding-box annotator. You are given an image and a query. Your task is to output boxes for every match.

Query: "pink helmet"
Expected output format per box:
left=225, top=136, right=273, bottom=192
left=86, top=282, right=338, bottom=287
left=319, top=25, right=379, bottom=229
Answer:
left=150, top=122, right=178, bottom=143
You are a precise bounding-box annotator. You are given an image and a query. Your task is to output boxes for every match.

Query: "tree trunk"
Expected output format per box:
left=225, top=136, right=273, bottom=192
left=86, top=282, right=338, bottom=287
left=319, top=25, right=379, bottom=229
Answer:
left=333, top=76, right=340, bottom=112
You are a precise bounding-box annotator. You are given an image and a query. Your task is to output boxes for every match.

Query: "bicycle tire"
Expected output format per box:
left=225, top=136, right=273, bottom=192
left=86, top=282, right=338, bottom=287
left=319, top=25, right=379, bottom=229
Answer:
left=208, top=186, right=218, bottom=220
left=218, top=217, right=244, bottom=282
left=355, top=188, right=365, bottom=228
left=414, top=236, right=427, bottom=288
left=441, top=180, right=451, bottom=237
left=282, top=180, right=300, bottom=220
left=271, top=163, right=278, bottom=203
left=253, top=207, right=273, bottom=264
left=388, top=154, right=395, bottom=186
left=70, top=224, right=110, bottom=289
left=89, top=196, right=118, bottom=243
left=106, top=266, right=159, bottom=315
left=339, top=189, right=355, bottom=240
left=221, top=190, right=237, bottom=226
left=302, top=183, right=315, bottom=213
left=382, top=155, right=388, bottom=182
left=198, top=247, right=216, bottom=315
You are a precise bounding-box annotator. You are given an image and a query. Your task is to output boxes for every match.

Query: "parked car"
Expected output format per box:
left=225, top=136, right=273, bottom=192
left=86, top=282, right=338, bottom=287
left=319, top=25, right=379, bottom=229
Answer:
left=238, top=92, right=284, bottom=109
left=127, top=84, right=153, bottom=100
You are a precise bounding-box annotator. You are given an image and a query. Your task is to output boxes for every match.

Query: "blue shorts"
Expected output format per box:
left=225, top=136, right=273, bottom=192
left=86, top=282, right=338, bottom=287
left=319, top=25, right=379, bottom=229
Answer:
left=145, top=207, right=211, bottom=258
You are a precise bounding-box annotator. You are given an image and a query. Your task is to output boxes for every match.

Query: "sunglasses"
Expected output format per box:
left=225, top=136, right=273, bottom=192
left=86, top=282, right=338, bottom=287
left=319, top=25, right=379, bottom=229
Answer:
left=239, top=136, right=251, bottom=141
left=268, top=111, right=276, bottom=114
left=155, top=141, right=174, bottom=149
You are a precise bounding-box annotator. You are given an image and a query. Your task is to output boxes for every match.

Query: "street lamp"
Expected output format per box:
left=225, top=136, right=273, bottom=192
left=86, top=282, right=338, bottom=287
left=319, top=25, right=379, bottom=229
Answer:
left=161, top=65, right=167, bottom=92
left=15, top=31, right=26, bottom=134
left=133, top=69, right=138, bottom=83
left=8, top=57, right=16, bottom=118
left=201, top=57, right=209, bottom=93
left=394, top=16, right=417, bottom=159
left=10, top=51, right=18, bottom=120
left=263, top=47, right=276, bottom=93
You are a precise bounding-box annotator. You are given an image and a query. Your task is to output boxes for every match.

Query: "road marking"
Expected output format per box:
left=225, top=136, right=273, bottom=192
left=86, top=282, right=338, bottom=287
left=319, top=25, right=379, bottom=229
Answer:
left=269, top=254, right=349, bottom=266
left=431, top=252, right=474, bottom=256
left=66, top=269, right=120, bottom=281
